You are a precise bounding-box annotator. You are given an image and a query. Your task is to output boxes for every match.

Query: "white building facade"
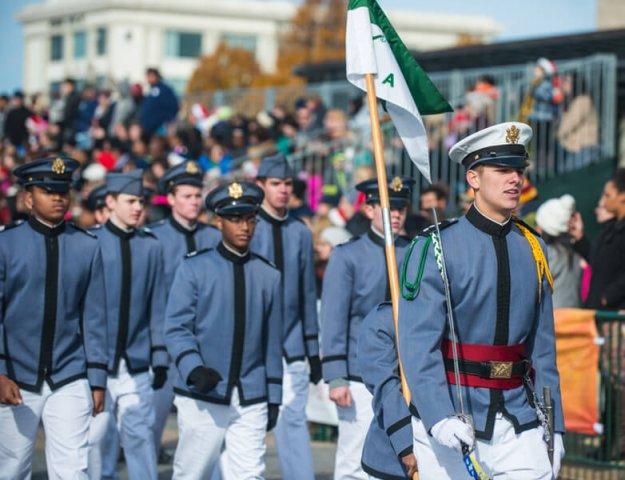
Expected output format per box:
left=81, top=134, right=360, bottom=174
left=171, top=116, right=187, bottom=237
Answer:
left=17, top=0, right=500, bottom=94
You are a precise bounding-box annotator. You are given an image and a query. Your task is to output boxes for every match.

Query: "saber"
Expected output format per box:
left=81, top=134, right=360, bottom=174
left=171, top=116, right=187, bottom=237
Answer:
left=544, top=386, right=554, bottom=465
left=431, top=208, right=491, bottom=480
left=432, top=208, right=465, bottom=416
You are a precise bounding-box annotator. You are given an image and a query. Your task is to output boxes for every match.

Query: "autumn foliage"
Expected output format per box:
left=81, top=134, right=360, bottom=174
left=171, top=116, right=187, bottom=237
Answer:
left=186, top=42, right=262, bottom=93
left=186, top=0, right=348, bottom=94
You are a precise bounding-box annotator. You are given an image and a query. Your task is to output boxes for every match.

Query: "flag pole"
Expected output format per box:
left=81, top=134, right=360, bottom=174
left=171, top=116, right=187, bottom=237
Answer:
left=365, top=72, right=419, bottom=480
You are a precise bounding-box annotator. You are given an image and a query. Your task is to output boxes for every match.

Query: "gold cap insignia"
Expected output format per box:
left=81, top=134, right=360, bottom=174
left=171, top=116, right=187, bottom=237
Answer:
left=229, top=182, right=243, bottom=199
left=52, top=157, right=66, bottom=175
left=185, top=161, right=199, bottom=175
left=390, top=176, right=403, bottom=192
left=505, top=125, right=520, bottom=144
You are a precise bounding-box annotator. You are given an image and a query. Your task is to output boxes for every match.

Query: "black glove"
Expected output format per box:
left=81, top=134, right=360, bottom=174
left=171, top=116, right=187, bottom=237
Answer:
left=308, top=356, right=322, bottom=384
left=267, top=404, right=280, bottom=431
left=152, top=367, right=168, bottom=390
left=187, top=366, right=222, bottom=394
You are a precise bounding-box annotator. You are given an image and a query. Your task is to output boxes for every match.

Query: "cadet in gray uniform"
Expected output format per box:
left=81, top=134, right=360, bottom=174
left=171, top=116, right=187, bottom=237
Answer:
left=358, top=302, right=418, bottom=480
left=165, top=181, right=283, bottom=479
left=252, top=154, right=320, bottom=480
left=149, top=160, right=220, bottom=459
left=0, top=156, right=107, bottom=479
left=398, top=122, right=564, bottom=479
left=91, top=170, right=167, bottom=480
left=86, top=184, right=110, bottom=226
left=321, top=176, right=413, bottom=480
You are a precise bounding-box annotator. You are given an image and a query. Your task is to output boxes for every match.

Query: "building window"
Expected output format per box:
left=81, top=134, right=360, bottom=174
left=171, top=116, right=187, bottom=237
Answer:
left=50, top=34, right=64, bottom=61
left=165, top=31, right=202, bottom=58
left=221, top=33, right=257, bottom=54
left=73, top=31, right=86, bottom=59
left=96, top=27, right=107, bottom=56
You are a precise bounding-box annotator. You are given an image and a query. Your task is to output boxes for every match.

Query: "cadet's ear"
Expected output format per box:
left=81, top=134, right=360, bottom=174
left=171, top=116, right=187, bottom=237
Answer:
left=24, top=189, right=33, bottom=211
left=167, top=191, right=176, bottom=208
left=466, top=169, right=480, bottom=191
left=215, top=216, right=223, bottom=231
left=105, top=193, right=116, bottom=211
left=363, top=203, right=375, bottom=221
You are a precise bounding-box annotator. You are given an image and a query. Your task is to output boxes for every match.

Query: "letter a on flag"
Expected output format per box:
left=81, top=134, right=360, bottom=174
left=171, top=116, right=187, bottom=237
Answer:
left=346, top=0, right=453, bottom=183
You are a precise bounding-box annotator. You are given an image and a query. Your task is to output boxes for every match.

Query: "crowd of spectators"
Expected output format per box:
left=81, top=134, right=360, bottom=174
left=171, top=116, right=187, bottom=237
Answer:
left=0, top=60, right=620, bottom=310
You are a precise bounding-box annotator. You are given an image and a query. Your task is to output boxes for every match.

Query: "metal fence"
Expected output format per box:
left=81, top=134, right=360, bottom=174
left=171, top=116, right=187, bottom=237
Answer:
left=563, top=311, right=625, bottom=478
left=195, top=54, right=617, bottom=210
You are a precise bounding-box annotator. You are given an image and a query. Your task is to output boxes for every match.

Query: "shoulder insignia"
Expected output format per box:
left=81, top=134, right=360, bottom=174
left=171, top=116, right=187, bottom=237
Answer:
left=0, top=221, right=22, bottom=233
left=147, top=219, right=166, bottom=229
left=251, top=252, right=278, bottom=269
left=138, top=227, right=156, bottom=238
left=68, top=222, right=96, bottom=238
left=418, top=218, right=458, bottom=237
left=185, top=248, right=212, bottom=259
left=512, top=217, right=541, bottom=238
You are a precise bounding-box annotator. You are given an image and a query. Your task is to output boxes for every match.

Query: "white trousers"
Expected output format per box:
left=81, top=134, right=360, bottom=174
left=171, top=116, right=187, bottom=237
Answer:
left=334, top=381, right=374, bottom=480
left=0, top=378, right=92, bottom=480
left=89, top=360, right=157, bottom=480
left=173, top=388, right=268, bottom=480
left=274, top=359, right=315, bottom=480
left=152, top=362, right=175, bottom=454
left=412, top=413, right=553, bottom=479
left=88, top=410, right=118, bottom=479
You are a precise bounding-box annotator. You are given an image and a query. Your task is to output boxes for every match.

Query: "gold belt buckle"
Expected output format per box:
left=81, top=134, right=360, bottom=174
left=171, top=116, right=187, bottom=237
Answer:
left=489, top=361, right=513, bottom=379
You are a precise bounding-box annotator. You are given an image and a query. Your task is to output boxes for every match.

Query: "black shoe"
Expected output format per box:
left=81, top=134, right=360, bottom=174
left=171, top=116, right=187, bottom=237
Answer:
left=158, top=448, right=173, bottom=465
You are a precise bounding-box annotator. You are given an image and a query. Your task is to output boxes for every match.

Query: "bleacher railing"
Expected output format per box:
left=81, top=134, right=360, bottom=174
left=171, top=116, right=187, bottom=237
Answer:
left=190, top=54, right=617, bottom=209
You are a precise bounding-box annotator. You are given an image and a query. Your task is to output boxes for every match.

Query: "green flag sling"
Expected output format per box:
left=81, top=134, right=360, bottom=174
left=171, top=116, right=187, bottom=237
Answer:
left=346, top=0, right=453, bottom=183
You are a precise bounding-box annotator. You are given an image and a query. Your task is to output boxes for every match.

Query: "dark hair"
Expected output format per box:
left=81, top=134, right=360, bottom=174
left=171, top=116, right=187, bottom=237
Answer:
left=421, top=183, right=449, bottom=202
left=292, top=178, right=307, bottom=200
left=478, top=74, right=496, bottom=86
left=63, top=77, right=76, bottom=86
left=611, top=168, right=625, bottom=193
left=146, top=67, right=161, bottom=79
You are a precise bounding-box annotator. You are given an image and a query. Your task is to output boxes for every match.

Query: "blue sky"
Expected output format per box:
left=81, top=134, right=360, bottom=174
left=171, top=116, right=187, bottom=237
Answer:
left=381, top=0, right=597, bottom=40
left=0, top=0, right=598, bottom=93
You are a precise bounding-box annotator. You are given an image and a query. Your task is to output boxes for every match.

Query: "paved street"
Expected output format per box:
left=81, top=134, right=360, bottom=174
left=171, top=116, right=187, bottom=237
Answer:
left=32, top=413, right=337, bottom=479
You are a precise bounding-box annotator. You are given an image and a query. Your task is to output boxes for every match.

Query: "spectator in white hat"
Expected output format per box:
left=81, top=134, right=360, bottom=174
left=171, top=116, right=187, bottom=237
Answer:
left=536, top=194, right=582, bottom=308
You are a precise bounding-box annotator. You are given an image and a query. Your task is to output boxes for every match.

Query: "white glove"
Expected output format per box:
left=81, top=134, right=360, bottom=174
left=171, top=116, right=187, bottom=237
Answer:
left=431, top=417, right=475, bottom=452
left=552, top=433, right=565, bottom=479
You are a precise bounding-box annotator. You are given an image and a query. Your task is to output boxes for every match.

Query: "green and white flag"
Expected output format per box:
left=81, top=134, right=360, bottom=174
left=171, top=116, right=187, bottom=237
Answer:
left=346, top=0, right=453, bottom=183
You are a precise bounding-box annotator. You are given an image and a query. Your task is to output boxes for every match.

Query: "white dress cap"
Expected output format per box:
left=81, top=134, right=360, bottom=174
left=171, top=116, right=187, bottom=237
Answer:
left=449, top=122, right=533, bottom=169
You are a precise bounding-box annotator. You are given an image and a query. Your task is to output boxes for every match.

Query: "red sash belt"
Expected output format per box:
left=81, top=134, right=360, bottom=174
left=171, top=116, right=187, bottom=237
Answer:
left=442, top=340, right=531, bottom=390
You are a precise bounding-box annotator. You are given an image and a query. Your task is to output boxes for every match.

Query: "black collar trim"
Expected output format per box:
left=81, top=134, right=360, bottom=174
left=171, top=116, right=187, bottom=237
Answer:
left=217, top=242, right=250, bottom=264
left=367, top=229, right=386, bottom=247
left=169, top=216, right=197, bottom=235
left=28, top=216, right=66, bottom=237
left=466, top=205, right=511, bottom=237
left=105, top=220, right=135, bottom=240
left=259, top=207, right=287, bottom=226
